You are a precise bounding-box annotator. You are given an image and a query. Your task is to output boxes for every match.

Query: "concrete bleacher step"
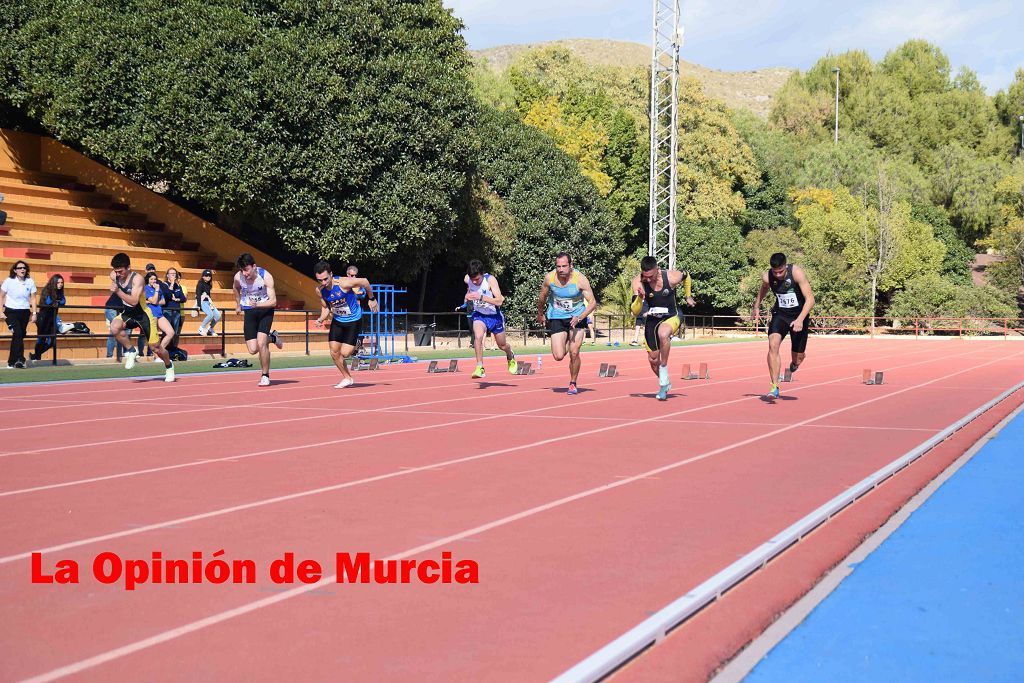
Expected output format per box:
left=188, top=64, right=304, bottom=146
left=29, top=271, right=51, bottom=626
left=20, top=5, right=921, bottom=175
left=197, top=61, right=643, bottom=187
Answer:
left=4, top=219, right=184, bottom=248
left=0, top=236, right=216, bottom=267
left=1, top=197, right=148, bottom=225
left=2, top=130, right=320, bottom=363
left=0, top=169, right=78, bottom=186
left=0, top=182, right=113, bottom=205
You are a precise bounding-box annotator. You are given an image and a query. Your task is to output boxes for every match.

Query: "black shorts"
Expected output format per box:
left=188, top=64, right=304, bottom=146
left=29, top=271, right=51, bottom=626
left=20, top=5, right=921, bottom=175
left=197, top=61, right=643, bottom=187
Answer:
left=243, top=307, right=275, bottom=341
left=644, top=315, right=681, bottom=352
left=117, top=307, right=157, bottom=345
left=329, top=317, right=362, bottom=346
left=547, top=317, right=588, bottom=336
left=769, top=313, right=811, bottom=353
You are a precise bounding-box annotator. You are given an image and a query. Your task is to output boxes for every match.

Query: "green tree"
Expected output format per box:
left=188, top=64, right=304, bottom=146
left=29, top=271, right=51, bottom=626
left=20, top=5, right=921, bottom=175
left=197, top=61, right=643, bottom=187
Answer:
left=677, top=79, right=760, bottom=223
left=471, top=60, right=516, bottom=110
left=984, top=161, right=1024, bottom=299
left=888, top=274, right=1017, bottom=325
left=928, top=144, right=1008, bottom=241
left=3, top=0, right=477, bottom=280
left=522, top=96, right=613, bottom=194
left=878, top=40, right=951, bottom=98
left=472, top=106, right=623, bottom=321
left=793, top=185, right=945, bottom=315
left=733, top=111, right=802, bottom=231
left=769, top=75, right=832, bottom=140
left=600, top=256, right=642, bottom=324
left=912, top=204, right=974, bottom=284
left=675, top=219, right=747, bottom=310
left=603, top=111, right=649, bottom=250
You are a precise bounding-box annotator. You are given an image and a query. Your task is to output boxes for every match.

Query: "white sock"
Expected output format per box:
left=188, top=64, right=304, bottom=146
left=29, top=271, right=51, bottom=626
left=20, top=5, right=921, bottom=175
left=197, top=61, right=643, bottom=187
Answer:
left=658, top=364, right=669, bottom=385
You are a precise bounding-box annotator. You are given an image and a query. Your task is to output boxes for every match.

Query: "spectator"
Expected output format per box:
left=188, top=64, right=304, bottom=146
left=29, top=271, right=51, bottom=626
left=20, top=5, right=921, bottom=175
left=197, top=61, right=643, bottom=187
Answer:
left=0, top=260, right=37, bottom=368
left=104, top=286, right=126, bottom=361
left=585, top=314, right=598, bottom=344
left=142, top=263, right=172, bottom=357
left=29, top=274, right=65, bottom=362
left=194, top=269, right=221, bottom=335
left=163, top=267, right=187, bottom=351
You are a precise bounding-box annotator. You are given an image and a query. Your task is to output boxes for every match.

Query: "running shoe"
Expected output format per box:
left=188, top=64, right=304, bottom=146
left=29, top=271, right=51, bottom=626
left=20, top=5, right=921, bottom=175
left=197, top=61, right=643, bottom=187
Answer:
left=656, top=383, right=671, bottom=401
left=472, top=364, right=485, bottom=379
left=507, top=356, right=518, bottom=375
left=629, top=340, right=640, bottom=346
left=258, top=374, right=271, bottom=387
left=768, top=385, right=780, bottom=398
left=123, top=349, right=138, bottom=370
left=567, top=382, right=579, bottom=395
left=164, top=365, right=176, bottom=383
left=334, top=378, right=354, bottom=389
left=269, top=329, right=284, bottom=349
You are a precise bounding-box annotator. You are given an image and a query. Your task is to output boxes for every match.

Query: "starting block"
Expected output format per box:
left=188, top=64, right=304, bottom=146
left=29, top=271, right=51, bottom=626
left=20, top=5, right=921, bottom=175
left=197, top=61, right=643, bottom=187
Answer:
left=778, top=368, right=793, bottom=382
left=513, top=362, right=535, bottom=376
left=681, top=362, right=710, bottom=380
left=598, top=363, right=619, bottom=378
left=349, top=357, right=379, bottom=371
left=427, top=359, right=459, bottom=374
left=862, top=369, right=885, bottom=385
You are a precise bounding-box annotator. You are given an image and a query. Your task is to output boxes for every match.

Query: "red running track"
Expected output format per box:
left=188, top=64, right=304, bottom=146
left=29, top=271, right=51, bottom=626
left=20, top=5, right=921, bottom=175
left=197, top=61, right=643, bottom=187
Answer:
left=0, top=338, right=1022, bottom=682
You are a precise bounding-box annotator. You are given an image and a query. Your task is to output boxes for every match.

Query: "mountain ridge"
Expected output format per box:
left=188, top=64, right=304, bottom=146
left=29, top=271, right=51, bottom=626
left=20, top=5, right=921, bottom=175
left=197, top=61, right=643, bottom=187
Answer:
left=473, top=38, right=794, bottom=118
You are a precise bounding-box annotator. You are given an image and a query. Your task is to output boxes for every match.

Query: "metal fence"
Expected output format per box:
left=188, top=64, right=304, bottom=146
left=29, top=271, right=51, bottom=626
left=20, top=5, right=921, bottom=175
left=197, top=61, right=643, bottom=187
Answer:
left=4, top=308, right=1024, bottom=366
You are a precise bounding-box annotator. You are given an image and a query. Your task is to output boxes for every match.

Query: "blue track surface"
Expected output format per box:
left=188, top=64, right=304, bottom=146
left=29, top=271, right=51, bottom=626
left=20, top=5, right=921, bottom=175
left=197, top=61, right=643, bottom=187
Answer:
left=746, top=408, right=1024, bottom=683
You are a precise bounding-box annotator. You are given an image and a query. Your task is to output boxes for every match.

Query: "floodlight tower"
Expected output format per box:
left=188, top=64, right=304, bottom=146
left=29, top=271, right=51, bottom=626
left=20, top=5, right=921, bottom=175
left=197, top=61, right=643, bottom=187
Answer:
left=648, top=0, right=682, bottom=269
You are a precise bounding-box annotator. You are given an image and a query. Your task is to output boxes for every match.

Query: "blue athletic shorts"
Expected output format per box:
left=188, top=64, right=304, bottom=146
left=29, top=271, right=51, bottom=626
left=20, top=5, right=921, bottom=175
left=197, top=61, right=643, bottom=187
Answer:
left=472, top=311, right=505, bottom=334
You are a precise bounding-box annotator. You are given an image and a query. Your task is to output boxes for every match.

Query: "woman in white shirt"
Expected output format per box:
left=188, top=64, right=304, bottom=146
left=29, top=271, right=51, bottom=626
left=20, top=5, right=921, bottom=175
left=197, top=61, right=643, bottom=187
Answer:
left=0, top=260, right=38, bottom=368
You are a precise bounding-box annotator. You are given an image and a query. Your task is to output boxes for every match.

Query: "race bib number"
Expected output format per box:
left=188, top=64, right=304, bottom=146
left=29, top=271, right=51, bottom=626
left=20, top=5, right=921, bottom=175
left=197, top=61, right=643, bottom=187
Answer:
left=553, top=297, right=576, bottom=312
left=647, top=306, right=669, bottom=317
left=330, top=300, right=351, bottom=317
left=777, top=292, right=799, bottom=308
left=247, top=294, right=268, bottom=305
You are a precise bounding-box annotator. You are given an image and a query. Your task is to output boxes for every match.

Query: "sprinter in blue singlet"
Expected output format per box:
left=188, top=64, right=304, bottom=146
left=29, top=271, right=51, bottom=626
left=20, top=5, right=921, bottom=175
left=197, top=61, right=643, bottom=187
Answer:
left=535, top=252, right=598, bottom=395
left=314, top=260, right=378, bottom=388
left=463, top=259, right=517, bottom=379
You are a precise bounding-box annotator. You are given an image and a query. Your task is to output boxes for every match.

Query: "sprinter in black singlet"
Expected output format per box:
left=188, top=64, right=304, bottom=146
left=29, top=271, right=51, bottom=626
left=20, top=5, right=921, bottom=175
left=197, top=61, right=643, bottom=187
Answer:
left=107, top=252, right=175, bottom=382
left=630, top=256, right=696, bottom=401
left=753, top=252, right=815, bottom=398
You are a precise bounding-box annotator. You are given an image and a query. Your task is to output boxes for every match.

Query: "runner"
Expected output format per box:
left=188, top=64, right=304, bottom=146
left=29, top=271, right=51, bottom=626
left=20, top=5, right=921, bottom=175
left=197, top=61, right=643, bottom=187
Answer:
left=630, top=256, right=695, bottom=400
left=233, top=253, right=283, bottom=387
left=536, top=252, right=597, bottom=395
left=753, top=252, right=815, bottom=398
left=106, top=253, right=175, bottom=382
left=313, top=261, right=378, bottom=388
left=463, top=260, right=517, bottom=379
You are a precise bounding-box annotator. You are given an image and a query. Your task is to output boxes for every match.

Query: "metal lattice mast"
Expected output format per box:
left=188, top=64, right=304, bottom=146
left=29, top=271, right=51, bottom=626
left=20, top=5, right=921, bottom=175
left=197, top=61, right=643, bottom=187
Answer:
left=648, top=0, right=682, bottom=269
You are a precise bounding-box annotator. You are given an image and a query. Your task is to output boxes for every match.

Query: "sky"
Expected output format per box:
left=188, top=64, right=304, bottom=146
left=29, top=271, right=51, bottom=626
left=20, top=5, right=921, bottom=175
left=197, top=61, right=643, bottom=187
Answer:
left=443, top=0, right=1023, bottom=94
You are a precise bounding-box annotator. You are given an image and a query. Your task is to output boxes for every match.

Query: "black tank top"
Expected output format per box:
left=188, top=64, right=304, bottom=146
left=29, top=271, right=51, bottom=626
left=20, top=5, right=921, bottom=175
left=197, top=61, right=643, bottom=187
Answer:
left=642, top=269, right=679, bottom=319
left=768, top=265, right=806, bottom=314
left=117, top=271, right=144, bottom=314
